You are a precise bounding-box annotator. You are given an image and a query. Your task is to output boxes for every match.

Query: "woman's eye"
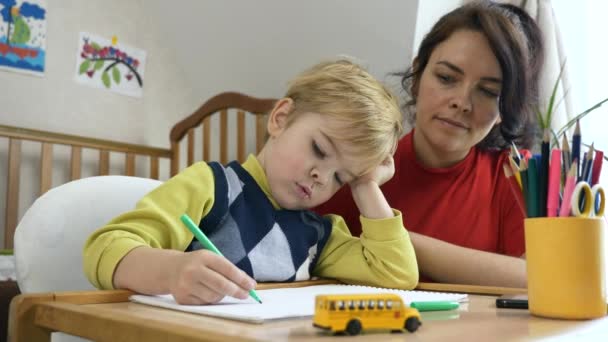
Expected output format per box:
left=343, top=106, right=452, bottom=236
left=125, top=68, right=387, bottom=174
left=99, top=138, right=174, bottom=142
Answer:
left=480, top=87, right=499, bottom=98
left=436, top=73, right=453, bottom=83
left=312, top=141, right=325, bottom=158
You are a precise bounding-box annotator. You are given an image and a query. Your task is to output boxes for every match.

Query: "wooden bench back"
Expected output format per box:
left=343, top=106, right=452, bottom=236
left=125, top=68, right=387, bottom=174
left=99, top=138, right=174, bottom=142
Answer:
left=0, top=125, right=172, bottom=249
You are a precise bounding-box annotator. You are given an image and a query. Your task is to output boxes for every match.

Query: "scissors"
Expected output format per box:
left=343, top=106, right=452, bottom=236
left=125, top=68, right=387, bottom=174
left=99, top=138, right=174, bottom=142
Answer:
left=570, top=181, right=605, bottom=217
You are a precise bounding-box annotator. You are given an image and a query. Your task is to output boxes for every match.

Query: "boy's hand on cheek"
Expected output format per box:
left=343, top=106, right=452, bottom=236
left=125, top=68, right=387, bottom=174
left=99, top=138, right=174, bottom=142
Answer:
left=348, top=156, right=395, bottom=220
left=168, top=250, right=257, bottom=305
left=349, top=155, right=395, bottom=190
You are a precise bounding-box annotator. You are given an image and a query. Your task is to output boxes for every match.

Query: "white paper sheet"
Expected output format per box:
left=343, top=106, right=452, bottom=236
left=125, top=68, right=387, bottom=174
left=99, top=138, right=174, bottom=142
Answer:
left=130, top=284, right=468, bottom=323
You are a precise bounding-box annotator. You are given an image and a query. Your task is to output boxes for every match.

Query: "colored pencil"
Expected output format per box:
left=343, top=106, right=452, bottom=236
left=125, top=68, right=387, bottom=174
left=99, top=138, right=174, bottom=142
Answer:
left=520, top=158, right=529, bottom=216
left=571, top=120, right=581, bottom=180
left=559, top=162, right=578, bottom=217
left=508, top=156, right=522, bottom=189
left=591, top=150, right=604, bottom=186
left=527, top=158, right=540, bottom=217
left=561, top=133, right=570, bottom=186
left=547, top=149, right=562, bottom=217
left=503, top=163, right=527, bottom=217
left=581, top=143, right=595, bottom=184
left=510, top=142, right=521, bottom=166
left=539, top=129, right=550, bottom=217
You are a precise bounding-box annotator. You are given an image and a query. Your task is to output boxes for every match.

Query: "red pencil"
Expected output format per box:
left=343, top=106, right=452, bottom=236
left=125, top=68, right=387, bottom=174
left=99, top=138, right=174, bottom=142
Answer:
left=591, top=150, right=603, bottom=186
left=547, top=149, right=561, bottom=217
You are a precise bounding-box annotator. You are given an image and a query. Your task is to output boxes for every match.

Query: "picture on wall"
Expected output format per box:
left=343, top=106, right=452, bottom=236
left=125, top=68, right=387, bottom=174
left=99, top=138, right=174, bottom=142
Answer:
left=0, top=0, right=47, bottom=76
left=74, top=32, right=147, bottom=98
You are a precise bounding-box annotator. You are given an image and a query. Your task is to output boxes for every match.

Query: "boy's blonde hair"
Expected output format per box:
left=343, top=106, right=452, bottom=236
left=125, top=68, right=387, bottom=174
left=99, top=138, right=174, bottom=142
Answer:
left=285, top=59, right=403, bottom=176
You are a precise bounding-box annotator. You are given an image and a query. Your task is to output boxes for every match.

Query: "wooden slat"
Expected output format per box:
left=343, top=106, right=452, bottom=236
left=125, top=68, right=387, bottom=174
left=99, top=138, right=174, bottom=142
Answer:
left=5, top=138, right=21, bottom=249
left=202, top=117, right=210, bottom=161
left=256, top=115, right=266, bottom=153
left=125, top=153, right=135, bottom=176
left=99, top=150, right=109, bottom=175
left=187, top=128, right=195, bottom=166
left=237, top=110, right=246, bottom=162
left=170, top=142, right=179, bottom=177
left=220, top=109, right=228, bottom=164
left=70, top=146, right=82, bottom=180
left=150, top=157, right=159, bottom=180
left=0, top=124, right=171, bottom=158
left=39, top=143, right=53, bottom=195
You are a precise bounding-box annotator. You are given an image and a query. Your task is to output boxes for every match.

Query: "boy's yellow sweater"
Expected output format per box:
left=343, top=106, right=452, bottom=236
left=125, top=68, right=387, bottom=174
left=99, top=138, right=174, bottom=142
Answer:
left=83, top=155, right=418, bottom=290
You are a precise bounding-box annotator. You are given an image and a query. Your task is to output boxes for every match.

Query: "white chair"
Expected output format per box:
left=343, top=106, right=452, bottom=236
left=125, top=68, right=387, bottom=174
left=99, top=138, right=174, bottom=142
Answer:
left=14, top=176, right=162, bottom=342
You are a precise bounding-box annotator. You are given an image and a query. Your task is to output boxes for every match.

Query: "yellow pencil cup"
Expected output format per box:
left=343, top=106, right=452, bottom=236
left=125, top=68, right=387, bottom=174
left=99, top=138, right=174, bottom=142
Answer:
left=525, top=217, right=607, bottom=319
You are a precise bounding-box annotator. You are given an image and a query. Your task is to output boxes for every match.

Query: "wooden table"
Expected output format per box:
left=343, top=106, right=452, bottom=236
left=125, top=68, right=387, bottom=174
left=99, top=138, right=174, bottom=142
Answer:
left=8, top=281, right=608, bottom=341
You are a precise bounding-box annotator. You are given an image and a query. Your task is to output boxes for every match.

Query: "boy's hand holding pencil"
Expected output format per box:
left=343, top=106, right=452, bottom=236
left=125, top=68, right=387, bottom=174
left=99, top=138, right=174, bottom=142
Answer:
left=174, top=214, right=261, bottom=305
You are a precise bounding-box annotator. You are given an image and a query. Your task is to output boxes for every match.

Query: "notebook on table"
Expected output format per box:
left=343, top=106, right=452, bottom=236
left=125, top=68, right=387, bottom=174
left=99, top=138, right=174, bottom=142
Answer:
left=130, top=284, right=468, bottom=324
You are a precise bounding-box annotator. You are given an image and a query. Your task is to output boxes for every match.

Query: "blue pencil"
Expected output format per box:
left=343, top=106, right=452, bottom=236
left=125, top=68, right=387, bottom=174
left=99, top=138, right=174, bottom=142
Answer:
left=571, top=120, right=581, bottom=180
left=539, top=129, right=550, bottom=217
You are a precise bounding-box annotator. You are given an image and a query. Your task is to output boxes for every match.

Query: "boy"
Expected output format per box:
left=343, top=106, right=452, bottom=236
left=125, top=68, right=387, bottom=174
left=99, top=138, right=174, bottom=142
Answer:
left=83, top=59, right=418, bottom=305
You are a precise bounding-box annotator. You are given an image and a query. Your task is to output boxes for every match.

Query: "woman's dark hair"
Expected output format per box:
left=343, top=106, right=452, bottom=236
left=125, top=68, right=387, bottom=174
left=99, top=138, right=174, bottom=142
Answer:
left=397, top=0, right=545, bottom=150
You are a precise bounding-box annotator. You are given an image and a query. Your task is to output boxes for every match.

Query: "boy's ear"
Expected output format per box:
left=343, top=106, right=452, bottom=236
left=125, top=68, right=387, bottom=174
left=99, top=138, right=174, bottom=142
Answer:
left=267, top=98, right=294, bottom=137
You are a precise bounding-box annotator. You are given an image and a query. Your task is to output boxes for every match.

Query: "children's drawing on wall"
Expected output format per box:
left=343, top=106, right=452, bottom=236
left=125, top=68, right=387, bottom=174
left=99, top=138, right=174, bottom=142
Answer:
left=74, top=32, right=146, bottom=98
left=0, top=0, right=47, bottom=76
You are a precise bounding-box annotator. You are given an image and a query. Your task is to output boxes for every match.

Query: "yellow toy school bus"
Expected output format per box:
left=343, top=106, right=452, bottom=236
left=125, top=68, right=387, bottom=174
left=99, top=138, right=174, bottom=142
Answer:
left=313, top=293, right=422, bottom=335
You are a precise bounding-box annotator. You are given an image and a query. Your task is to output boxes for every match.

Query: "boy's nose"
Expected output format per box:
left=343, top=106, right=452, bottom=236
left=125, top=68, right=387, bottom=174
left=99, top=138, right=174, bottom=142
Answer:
left=311, top=167, right=329, bottom=186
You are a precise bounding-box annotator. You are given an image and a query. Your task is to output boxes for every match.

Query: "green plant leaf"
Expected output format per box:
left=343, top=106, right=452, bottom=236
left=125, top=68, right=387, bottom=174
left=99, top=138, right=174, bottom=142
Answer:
left=78, top=60, right=91, bottom=74
left=549, top=129, right=560, bottom=149
left=91, top=42, right=102, bottom=51
left=112, top=66, right=121, bottom=84
left=555, top=96, right=608, bottom=138
left=102, top=71, right=111, bottom=88
left=536, top=108, right=546, bottom=129
left=543, top=60, right=567, bottom=130
left=94, top=60, right=104, bottom=70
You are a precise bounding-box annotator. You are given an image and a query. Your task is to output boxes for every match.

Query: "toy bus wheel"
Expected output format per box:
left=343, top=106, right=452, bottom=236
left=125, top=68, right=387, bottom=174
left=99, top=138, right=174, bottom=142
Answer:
left=345, top=319, right=362, bottom=335
left=405, top=317, right=421, bottom=333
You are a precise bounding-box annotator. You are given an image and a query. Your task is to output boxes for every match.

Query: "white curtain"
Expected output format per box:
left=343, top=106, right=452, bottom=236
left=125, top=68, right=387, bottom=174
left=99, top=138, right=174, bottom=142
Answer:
left=495, top=0, right=573, bottom=135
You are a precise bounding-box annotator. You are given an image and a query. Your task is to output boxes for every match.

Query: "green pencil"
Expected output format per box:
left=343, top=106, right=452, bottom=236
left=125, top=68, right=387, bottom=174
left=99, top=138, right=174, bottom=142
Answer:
left=527, top=158, right=540, bottom=218
left=180, top=214, right=262, bottom=304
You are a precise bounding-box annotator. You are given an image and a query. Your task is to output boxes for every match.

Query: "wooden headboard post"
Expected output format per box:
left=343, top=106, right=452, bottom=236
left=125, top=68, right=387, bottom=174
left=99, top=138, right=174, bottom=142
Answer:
left=168, top=92, right=276, bottom=176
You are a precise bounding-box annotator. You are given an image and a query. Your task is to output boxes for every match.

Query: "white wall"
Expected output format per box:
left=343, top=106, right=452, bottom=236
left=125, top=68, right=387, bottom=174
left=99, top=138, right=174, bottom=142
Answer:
left=0, top=0, right=419, bottom=246
left=144, top=0, right=419, bottom=148
left=412, top=0, right=462, bottom=52
left=0, top=0, right=196, bottom=247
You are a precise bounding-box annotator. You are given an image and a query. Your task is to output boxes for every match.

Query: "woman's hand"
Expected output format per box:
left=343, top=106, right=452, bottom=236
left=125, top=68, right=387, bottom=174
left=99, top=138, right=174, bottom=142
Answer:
left=409, top=232, right=528, bottom=288
left=168, top=250, right=257, bottom=305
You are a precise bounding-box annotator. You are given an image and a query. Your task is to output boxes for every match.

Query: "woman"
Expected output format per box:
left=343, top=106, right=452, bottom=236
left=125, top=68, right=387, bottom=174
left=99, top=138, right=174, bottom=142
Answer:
left=316, top=1, right=544, bottom=288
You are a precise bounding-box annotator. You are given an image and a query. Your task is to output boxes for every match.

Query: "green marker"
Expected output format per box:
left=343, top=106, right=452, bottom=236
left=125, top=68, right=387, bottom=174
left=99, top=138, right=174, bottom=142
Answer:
left=180, top=214, right=263, bottom=304
left=410, top=301, right=459, bottom=311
